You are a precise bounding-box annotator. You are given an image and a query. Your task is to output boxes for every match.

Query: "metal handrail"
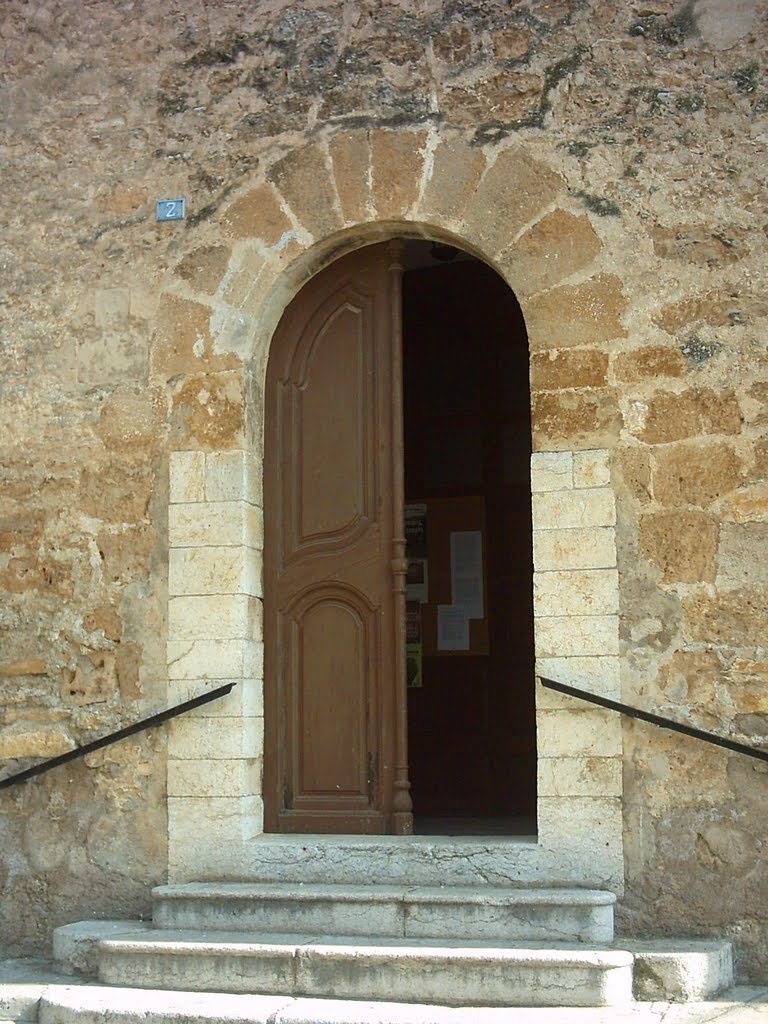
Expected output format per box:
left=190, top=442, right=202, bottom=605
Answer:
left=540, top=676, right=768, bottom=763
left=0, top=682, right=237, bottom=790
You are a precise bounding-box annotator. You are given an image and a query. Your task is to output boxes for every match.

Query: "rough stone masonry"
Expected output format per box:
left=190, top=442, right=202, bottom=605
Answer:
left=1, top=0, right=767, bottom=981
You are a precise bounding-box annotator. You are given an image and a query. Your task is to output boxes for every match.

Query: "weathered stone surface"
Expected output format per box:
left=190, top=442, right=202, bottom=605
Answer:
left=527, top=275, right=628, bottom=349
left=639, top=511, right=718, bottom=583
left=97, top=386, right=165, bottom=453
left=534, top=527, right=616, bottom=571
left=329, top=130, right=371, bottom=224
left=492, top=26, right=532, bottom=61
left=612, top=346, right=687, bottom=382
left=651, top=224, right=746, bottom=266
left=532, top=488, right=616, bottom=530
left=530, top=451, right=573, bottom=493
left=370, top=129, right=427, bottom=218
left=61, top=652, right=117, bottom=706
left=652, top=443, right=742, bottom=508
left=152, top=295, right=239, bottom=378
left=654, top=291, right=766, bottom=334
left=573, top=451, right=611, bottom=489
left=268, top=143, right=341, bottom=240
left=634, top=387, right=741, bottom=444
left=716, top=523, right=768, bottom=586
left=170, top=374, right=246, bottom=450
left=432, top=24, right=473, bottom=63
left=222, top=185, right=292, bottom=245
left=683, top=587, right=768, bottom=646
left=502, top=210, right=602, bottom=296
left=419, top=138, right=486, bottom=223
left=440, top=72, right=543, bottom=128
left=464, top=148, right=564, bottom=255
left=81, top=460, right=155, bottom=523
left=0, top=723, right=75, bottom=759
left=173, top=246, right=231, bottom=295
left=614, top=447, right=652, bottom=505
left=714, top=482, right=768, bottom=523
left=657, top=650, right=720, bottom=706
left=530, top=349, right=608, bottom=391
left=534, top=568, right=619, bottom=617
left=532, top=389, right=623, bottom=451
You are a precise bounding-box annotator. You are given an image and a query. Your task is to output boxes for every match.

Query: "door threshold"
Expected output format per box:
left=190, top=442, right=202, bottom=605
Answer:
left=254, top=833, right=538, bottom=845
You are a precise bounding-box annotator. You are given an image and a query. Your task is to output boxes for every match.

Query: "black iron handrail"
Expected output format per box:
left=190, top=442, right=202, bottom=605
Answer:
left=540, top=676, right=768, bottom=763
left=0, top=682, right=237, bottom=790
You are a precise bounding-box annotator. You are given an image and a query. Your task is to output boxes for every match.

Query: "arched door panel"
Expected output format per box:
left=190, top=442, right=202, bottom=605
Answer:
left=264, top=244, right=406, bottom=834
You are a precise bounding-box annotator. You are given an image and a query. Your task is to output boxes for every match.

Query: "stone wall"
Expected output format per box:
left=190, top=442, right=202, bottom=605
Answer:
left=1, top=0, right=767, bottom=979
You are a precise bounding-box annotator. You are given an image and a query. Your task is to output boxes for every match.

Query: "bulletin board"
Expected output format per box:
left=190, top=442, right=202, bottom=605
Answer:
left=405, top=496, right=489, bottom=658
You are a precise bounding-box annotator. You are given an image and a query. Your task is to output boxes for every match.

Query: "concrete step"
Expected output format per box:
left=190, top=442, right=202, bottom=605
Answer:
left=152, top=882, right=616, bottom=943
left=94, top=929, right=635, bottom=1008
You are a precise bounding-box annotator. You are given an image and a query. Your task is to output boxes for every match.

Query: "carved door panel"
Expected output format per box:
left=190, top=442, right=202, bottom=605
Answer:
left=264, top=244, right=409, bottom=834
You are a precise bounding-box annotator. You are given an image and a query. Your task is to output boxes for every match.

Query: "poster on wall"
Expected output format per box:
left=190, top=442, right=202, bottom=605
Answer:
left=406, top=557, right=429, bottom=603
left=449, top=530, right=484, bottom=620
left=437, top=604, right=470, bottom=651
left=405, top=600, right=423, bottom=688
left=405, top=504, right=427, bottom=557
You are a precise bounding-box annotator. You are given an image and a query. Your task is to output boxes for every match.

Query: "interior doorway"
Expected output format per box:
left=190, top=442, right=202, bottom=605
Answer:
left=402, top=241, right=536, bottom=835
left=262, top=239, right=536, bottom=836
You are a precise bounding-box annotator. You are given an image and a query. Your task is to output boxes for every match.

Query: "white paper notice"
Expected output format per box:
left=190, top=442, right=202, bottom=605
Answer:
left=450, top=530, right=484, bottom=619
left=437, top=604, right=470, bottom=651
left=406, top=558, right=429, bottom=604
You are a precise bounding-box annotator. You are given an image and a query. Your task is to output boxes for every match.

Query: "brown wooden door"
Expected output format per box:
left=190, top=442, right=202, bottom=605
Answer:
left=263, top=244, right=410, bottom=834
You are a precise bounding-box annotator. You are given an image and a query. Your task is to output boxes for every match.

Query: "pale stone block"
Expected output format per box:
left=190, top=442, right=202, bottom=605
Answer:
left=167, top=639, right=246, bottom=680
left=168, top=795, right=265, bottom=881
left=206, top=450, right=261, bottom=507
left=167, top=757, right=262, bottom=798
left=537, top=709, right=622, bottom=758
left=538, top=757, right=622, bottom=798
left=169, top=547, right=262, bottom=598
left=169, top=451, right=206, bottom=504
left=538, top=797, right=623, bottom=851
left=244, top=639, right=264, bottom=679
left=169, top=501, right=262, bottom=548
left=168, top=715, right=264, bottom=760
left=168, top=677, right=264, bottom=718
left=533, top=527, right=616, bottom=571
left=535, top=656, right=621, bottom=708
left=167, top=594, right=262, bottom=640
left=534, top=568, right=619, bottom=617
left=573, top=450, right=611, bottom=489
left=530, top=451, right=573, bottom=492
left=532, top=488, right=616, bottom=530
left=535, top=615, right=619, bottom=657
left=168, top=795, right=264, bottom=847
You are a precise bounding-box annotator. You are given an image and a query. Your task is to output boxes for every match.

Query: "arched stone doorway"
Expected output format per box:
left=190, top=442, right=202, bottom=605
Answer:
left=163, top=130, right=624, bottom=892
left=262, top=238, right=537, bottom=836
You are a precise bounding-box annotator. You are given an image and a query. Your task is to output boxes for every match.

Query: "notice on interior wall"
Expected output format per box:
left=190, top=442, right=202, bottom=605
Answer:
left=437, top=604, right=470, bottom=651
left=405, top=504, right=428, bottom=558
left=450, top=530, right=484, bottom=620
left=406, top=600, right=423, bottom=688
left=406, top=558, right=429, bottom=604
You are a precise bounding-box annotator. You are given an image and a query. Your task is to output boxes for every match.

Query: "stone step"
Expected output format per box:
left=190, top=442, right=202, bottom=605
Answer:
left=152, top=883, right=616, bottom=943
left=94, top=929, right=635, bottom=1008
left=33, top=983, right=768, bottom=1024
left=240, top=835, right=549, bottom=887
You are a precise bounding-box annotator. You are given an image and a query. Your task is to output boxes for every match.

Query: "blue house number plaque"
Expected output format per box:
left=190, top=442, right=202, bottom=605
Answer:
left=156, top=199, right=186, bottom=222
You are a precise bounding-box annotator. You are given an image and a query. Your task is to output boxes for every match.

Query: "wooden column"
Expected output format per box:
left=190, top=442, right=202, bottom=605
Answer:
left=387, top=239, right=413, bottom=836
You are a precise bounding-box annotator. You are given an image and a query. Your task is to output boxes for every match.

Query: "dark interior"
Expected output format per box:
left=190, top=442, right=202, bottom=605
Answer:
left=402, top=245, right=537, bottom=835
